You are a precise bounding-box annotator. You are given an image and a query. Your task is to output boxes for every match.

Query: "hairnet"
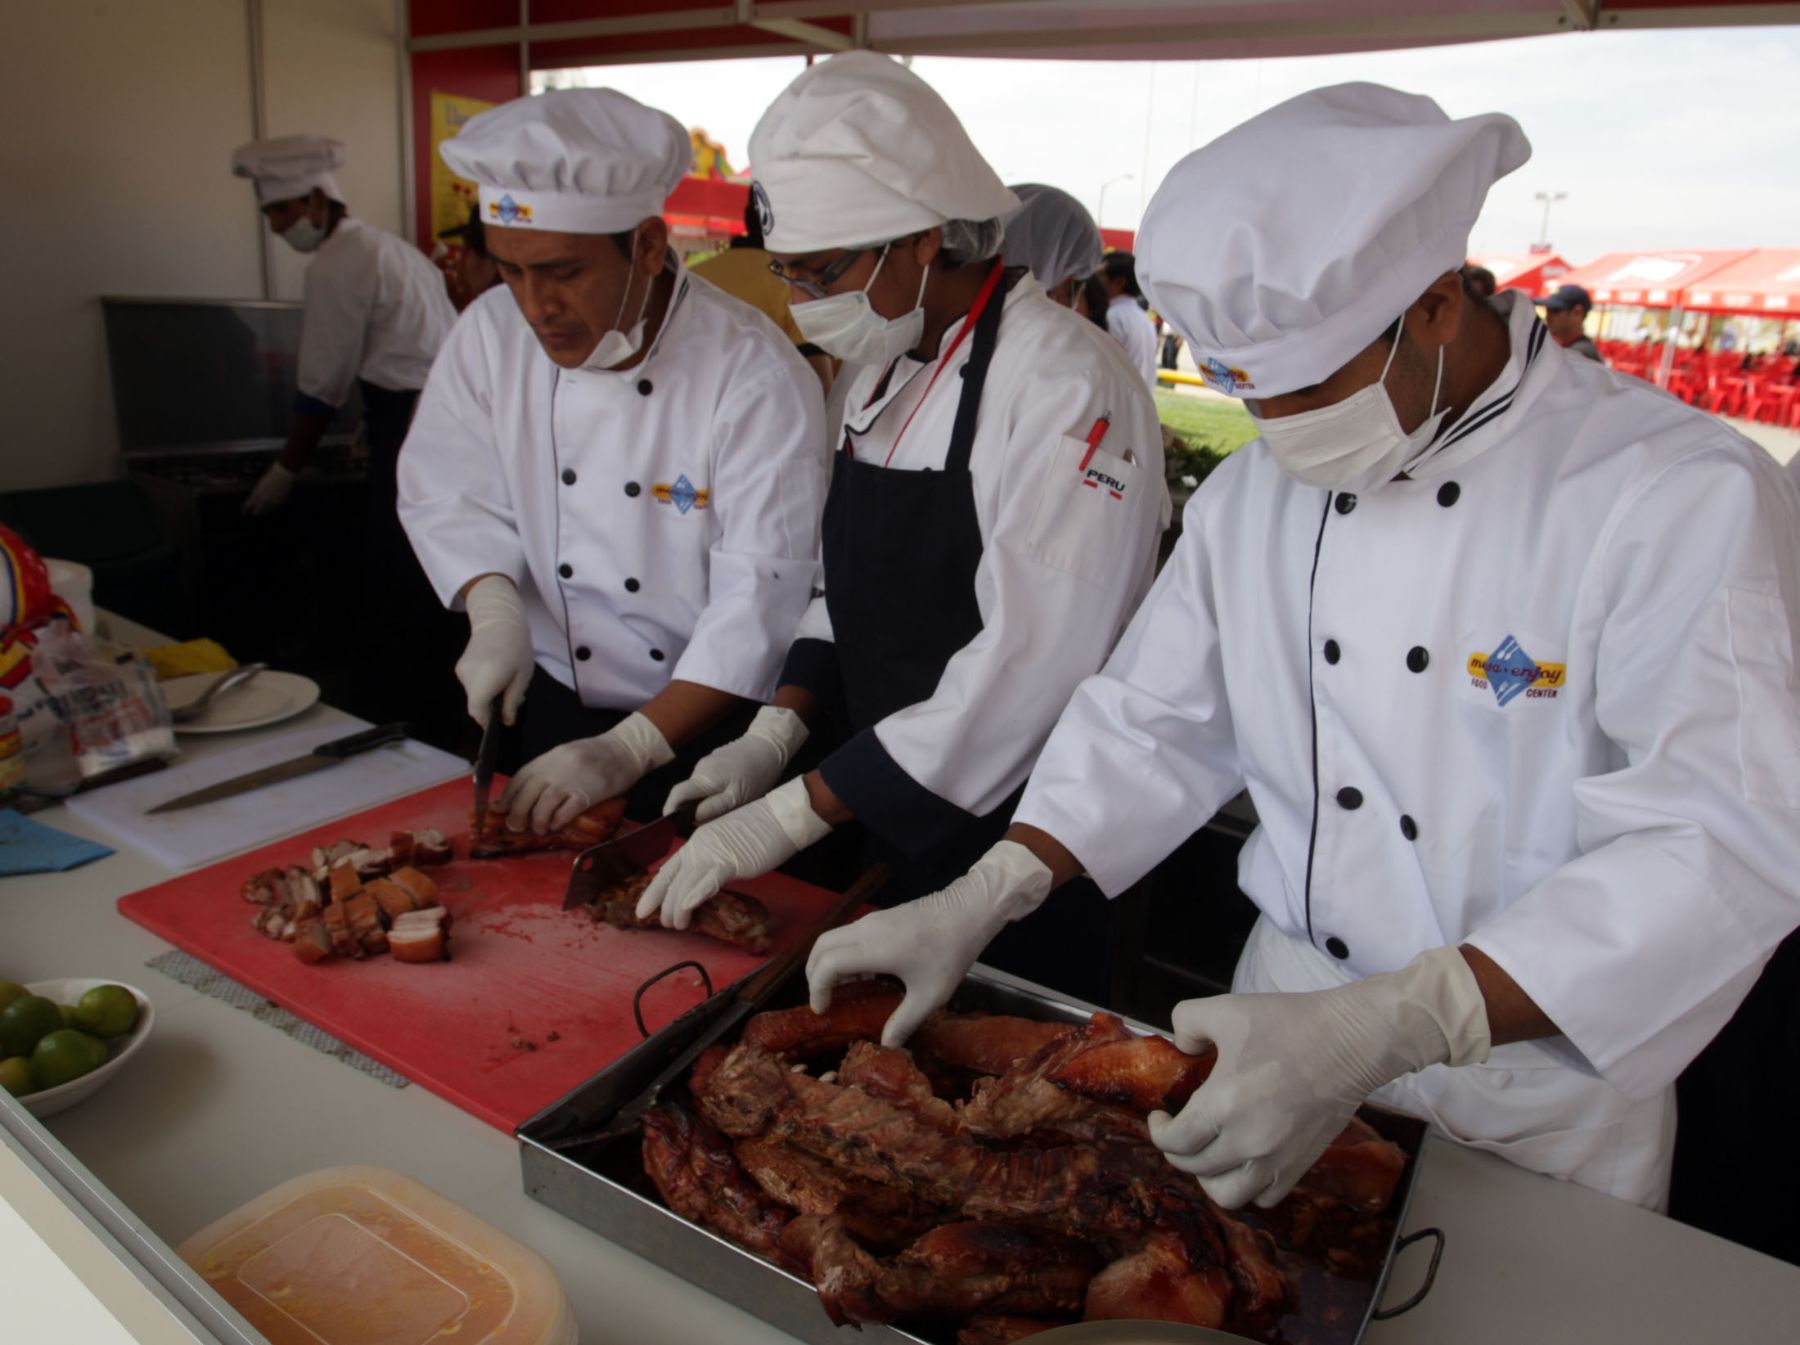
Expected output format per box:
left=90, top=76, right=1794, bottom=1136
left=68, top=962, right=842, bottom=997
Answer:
left=940, top=217, right=1006, bottom=266
left=1001, top=184, right=1103, bottom=288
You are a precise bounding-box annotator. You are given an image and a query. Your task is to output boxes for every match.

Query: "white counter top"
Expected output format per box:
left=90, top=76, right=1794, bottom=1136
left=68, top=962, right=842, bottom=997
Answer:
left=6, top=616, right=1797, bottom=1342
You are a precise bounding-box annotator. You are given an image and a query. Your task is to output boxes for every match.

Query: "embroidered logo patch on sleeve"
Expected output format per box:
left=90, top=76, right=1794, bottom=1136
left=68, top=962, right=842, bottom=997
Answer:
left=652, top=474, right=710, bottom=514
left=1468, top=635, right=1565, bottom=705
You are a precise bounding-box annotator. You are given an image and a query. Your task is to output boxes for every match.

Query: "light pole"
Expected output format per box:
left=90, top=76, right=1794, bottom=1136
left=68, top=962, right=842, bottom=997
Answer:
left=1097, top=174, right=1133, bottom=228
left=1534, top=190, right=1567, bottom=249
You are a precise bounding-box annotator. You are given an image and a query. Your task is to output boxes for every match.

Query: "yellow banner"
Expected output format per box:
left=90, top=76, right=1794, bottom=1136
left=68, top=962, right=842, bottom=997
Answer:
left=429, top=91, right=494, bottom=240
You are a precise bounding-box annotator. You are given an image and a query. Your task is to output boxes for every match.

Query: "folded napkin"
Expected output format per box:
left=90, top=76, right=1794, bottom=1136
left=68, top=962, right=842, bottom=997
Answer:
left=0, top=808, right=114, bottom=875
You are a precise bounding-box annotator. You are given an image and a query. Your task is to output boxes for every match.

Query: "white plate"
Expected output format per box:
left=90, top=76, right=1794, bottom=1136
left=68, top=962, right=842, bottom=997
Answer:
left=14, top=979, right=156, bottom=1120
left=162, top=669, right=320, bottom=734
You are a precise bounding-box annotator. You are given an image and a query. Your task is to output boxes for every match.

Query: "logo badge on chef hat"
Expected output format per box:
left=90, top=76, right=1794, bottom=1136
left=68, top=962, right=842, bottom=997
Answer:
left=489, top=194, right=532, bottom=226
left=751, top=182, right=774, bottom=239
left=1201, top=356, right=1254, bottom=395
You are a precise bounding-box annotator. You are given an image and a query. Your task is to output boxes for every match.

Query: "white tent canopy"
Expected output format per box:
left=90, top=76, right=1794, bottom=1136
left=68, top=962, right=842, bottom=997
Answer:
left=411, top=2, right=1800, bottom=66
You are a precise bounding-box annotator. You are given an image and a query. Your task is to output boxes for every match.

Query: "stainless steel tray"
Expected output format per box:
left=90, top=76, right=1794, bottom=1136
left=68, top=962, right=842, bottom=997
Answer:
left=518, top=967, right=1441, bottom=1345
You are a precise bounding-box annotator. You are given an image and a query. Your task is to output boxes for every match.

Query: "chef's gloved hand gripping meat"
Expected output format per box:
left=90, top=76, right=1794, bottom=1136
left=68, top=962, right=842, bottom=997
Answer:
left=500, top=710, right=673, bottom=834
left=804, top=839, right=1054, bottom=1048
left=1150, top=947, right=1491, bottom=1210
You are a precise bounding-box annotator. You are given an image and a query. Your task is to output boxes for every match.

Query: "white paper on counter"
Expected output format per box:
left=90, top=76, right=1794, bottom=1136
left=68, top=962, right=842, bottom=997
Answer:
left=65, top=720, right=467, bottom=871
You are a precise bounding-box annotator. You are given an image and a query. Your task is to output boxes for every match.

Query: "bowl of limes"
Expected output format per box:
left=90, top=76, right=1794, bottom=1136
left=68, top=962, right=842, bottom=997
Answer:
left=0, top=978, right=154, bottom=1119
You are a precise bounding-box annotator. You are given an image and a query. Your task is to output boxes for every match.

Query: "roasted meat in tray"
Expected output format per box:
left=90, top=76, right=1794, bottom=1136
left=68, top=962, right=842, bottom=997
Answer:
left=528, top=975, right=1431, bottom=1345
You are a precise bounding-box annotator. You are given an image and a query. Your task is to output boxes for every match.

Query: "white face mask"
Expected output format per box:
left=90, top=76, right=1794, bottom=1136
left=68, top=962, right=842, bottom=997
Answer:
left=280, top=213, right=326, bottom=254
left=791, top=242, right=930, bottom=367
left=585, top=229, right=656, bottom=371
left=1250, top=323, right=1449, bottom=497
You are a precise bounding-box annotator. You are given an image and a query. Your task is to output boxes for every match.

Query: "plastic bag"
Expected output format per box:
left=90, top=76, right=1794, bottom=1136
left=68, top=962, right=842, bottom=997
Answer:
left=29, top=619, right=176, bottom=780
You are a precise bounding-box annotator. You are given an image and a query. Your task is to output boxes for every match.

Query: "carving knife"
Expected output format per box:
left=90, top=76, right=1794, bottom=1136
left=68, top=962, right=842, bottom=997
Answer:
left=472, top=697, right=503, bottom=841
left=145, top=723, right=409, bottom=814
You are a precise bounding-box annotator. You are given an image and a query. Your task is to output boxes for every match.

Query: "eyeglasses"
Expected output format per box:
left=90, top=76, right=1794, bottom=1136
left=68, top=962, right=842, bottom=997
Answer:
left=768, top=246, right=876, bottom=301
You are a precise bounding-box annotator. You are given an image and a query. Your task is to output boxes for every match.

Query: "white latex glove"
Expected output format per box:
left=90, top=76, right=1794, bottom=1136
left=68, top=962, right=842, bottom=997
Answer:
left=805, top=839, right=1053, bottom=1048
left=501, top=711, right=673, bottom=834
left=242, top=461, right=296, bottom=515
left=635, top=777, right=830, bottom=929
left=663, top=705, right=809, bottom=823
left=456, top=575, right=536, bottom=728
left=1149, top=946, right=1491, bottom=1210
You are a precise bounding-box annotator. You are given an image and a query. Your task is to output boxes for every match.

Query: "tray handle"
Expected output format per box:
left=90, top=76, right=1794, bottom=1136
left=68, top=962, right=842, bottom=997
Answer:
left=633, top=961, right=714, bottom=1039
left=1371, top=1226, right=1445, bottom=1320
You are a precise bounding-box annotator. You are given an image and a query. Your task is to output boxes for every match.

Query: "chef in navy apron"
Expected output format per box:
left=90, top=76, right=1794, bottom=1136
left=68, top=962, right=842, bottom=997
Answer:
left=634, top=53, right=1168, bottom=1005
left=807, top=84, right=1800, bottom=1213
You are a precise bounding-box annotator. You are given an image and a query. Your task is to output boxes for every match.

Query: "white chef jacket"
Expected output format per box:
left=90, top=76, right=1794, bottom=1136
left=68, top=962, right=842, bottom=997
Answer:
left=1017, top=292, right=1800, bottom=1203
left=295, top=218, right=456, bottom=411
left=1107, top=294, right=1160, bottom=395
left=788, top=273, right=1168, bottom=853
left=397, top=265, right=828, bottom=709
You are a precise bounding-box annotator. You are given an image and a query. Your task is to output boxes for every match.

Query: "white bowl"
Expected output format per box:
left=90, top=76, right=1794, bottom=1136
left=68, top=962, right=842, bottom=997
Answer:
left=14, top=979, right=155, bottom=1119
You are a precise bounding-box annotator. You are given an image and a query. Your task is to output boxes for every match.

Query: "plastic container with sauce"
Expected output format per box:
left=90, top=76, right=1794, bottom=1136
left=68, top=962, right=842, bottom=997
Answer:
left=177, top=1165, right=577, bottom=1345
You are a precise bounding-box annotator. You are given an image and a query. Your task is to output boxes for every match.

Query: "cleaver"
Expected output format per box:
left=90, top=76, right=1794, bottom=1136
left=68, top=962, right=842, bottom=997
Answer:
left=562, top=799, right=699, bottom=909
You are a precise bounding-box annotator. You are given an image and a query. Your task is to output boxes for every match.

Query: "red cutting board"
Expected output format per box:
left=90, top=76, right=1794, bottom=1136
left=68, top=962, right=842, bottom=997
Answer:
left=117, top=778, right=845, bottom=1132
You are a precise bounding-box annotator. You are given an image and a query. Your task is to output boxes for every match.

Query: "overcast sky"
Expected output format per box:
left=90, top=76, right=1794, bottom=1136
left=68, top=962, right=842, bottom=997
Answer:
left=544, top=24, right=1797, bottom=266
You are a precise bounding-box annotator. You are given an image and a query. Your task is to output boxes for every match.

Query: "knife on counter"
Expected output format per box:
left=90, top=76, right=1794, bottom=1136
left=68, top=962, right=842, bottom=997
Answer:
left=144, top=722, right=409, bottom=815
left=471, top=698, right=503, bottom=841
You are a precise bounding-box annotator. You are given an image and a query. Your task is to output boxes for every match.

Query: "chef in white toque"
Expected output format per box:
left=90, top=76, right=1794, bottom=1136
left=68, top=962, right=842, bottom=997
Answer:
left=398, top=89, right=827, bottom=828
left=805, top=82, right=1800, bottom=1212
left=637, top=53, right=1168, bottom=1004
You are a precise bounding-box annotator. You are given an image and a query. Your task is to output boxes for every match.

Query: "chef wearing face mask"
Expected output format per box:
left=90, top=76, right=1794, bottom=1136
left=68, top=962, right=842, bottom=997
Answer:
left=1001, top=184, right=1105, bottom=311
left=805, top=83, right=1800, bottom=1212
left=633, top=53, right=1167, bottom=1003
left=398, top=90, right=827, bottom=827
left=231, top=135, right=462, bottom=737
left=231, top=137, right=457, bottom=517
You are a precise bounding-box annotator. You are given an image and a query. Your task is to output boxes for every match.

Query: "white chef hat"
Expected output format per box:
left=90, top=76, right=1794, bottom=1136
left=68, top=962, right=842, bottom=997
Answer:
left=1003, top=184, right=1104, bottom=289
left=231, top=135, right=347, bottom=206
left=748, top=51, right=1019, bottom=254
left=1138, top=83, right=1530, bottom=399
left=439, top=89, right=691, bottom=235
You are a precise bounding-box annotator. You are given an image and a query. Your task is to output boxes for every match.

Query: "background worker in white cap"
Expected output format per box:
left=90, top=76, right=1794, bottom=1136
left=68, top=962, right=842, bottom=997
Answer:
left=231, top=134, right=462, bottom=742
left=804, top=82, right=1800, bottom=1212
left=398, top=89, right=827, bottom=828
left=634, top=52, right=1167, bottom=1005
left=1001, top=184, right=1104, bottom=310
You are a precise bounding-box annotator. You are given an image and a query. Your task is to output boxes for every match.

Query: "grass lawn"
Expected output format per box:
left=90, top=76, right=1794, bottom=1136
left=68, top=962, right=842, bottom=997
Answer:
left=1154, top=389, right=1258, bottom=485
left=1154, top=390, right=1258, bottom=453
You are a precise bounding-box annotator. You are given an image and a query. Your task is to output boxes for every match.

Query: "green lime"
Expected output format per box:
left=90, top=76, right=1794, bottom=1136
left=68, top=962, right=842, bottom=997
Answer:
left=72, top=986, right=138, bottom=1040
left=0, top=982, right=27, bottom=1013
left=29, top=1030, right=109, bottom=1090
left=0, top=1057, right=34, bottom=1097
left=59, top=1004, right=78, bottom=1028
left=0, top=996, right=65, bottom=1058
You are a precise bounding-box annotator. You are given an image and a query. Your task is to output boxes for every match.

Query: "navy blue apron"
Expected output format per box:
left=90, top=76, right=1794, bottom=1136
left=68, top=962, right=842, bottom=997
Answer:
left=817, top=265, right=1113, bottom=1005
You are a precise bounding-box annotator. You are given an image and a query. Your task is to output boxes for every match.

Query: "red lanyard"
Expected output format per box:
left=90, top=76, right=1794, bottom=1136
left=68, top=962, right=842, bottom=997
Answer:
left=850, top=262, right=1005, bottom=468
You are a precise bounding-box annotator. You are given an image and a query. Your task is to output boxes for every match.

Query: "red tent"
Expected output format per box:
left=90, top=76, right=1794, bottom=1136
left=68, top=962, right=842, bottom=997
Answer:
left=664, top=176, right=749, bottom=243
left=1681, top=250, right=1800, bottom=319
left=1553, top=250, right=1753, bottom=308
left=1467, top=253, right=1572, bottom=296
